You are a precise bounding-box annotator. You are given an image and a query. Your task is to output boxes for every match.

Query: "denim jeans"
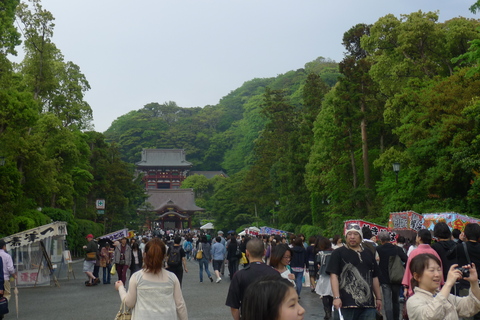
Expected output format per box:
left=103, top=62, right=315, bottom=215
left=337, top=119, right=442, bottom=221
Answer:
left=292, top=271, right=304, bottom=296
left=382, top=283, right=401, bottom=320
left=333, top=308, right=376, bottom=320
left=102, top=264, right=112, bottom=283
left=198, top=257, right=211, bottom=282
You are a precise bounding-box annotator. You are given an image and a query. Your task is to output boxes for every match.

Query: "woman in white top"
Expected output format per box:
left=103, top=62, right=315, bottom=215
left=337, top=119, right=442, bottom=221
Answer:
left=407, top=253, right=480, bottom=320
left=269, top=244, right=296, bottom=287
left=115, top=238, right=188, bottom=320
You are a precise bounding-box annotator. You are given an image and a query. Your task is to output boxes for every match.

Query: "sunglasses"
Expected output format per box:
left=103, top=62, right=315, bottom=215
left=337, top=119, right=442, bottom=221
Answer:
left=346, top=223, right=361, bottom=231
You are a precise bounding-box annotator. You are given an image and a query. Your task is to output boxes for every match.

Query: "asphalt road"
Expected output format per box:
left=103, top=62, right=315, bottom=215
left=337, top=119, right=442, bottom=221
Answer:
left=7, top=259, right=324, bottom=320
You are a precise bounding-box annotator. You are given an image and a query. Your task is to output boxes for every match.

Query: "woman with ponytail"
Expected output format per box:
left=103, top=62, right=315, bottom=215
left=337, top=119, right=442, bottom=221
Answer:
left=115, top=238, right=188, bottom=320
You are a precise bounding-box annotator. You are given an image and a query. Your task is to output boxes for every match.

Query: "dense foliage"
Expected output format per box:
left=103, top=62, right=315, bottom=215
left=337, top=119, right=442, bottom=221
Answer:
left=0, top=0, right=146, bottom=253
left=107, top=10, right=480, bottom=237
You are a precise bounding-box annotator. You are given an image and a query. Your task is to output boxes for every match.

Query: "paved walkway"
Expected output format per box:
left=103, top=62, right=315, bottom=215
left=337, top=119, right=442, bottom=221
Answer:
left=8, top=258, right=324, bottom=319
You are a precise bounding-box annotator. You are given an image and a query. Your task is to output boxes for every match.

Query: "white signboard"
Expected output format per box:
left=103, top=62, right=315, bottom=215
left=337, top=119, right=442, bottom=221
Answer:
left=96, top=199, right=106, bottom=209
left=4, top=221, right=68, bottom=251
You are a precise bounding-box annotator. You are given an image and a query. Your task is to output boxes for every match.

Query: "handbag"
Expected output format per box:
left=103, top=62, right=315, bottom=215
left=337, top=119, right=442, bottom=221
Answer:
left=0, top=296, right=9, bottom=315
left=111, top=263, right=117, bottom=275
left=114, top=299, right=131, bottom=320
left=196, top=243, right=203, bottom=260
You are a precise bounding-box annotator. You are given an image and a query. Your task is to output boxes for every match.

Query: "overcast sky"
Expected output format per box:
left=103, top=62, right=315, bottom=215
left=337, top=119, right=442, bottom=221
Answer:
left=29, top=0, right=479, bottom=132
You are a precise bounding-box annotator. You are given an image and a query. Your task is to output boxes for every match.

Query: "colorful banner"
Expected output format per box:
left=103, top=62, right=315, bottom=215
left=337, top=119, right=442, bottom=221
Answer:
left=344, top=220, right=392, bottom=239
left=388, top=211, right=424, bottom=232
left=258, top=226, right=289, bottom=237
left=98, top=229, right=129, bottom=242
left=423, top=212, right=480, bottom=232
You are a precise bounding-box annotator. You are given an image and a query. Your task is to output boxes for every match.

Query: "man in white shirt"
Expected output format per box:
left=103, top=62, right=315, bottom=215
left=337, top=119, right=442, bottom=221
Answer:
left=0, top=240, right=16, bottom=301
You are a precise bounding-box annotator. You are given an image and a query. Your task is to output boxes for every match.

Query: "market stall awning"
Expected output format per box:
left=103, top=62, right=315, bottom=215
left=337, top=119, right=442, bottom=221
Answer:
left=200, top=222, right=214, bottom=230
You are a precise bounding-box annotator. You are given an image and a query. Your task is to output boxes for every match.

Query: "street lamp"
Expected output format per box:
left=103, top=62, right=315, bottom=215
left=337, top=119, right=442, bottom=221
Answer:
left=273, top=200, right=279, bottom=225
left=392, top=162, right=400, bottom=193
left=392, top=162, right=400, bottom=183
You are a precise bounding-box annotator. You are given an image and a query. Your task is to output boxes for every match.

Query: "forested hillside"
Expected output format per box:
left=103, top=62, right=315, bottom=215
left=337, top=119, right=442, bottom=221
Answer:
left=107, top=11, right=480, bottom=236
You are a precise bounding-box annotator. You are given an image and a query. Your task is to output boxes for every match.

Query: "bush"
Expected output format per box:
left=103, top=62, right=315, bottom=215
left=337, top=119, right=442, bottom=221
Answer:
left=42, top=207, right=74, bottom=223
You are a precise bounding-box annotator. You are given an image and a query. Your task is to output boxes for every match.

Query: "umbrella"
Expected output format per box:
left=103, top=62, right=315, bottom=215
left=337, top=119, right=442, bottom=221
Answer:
left=227, top=230, right=235, bottom=234
left=14, top=278, right=18, bottom=319
left=97, top=238, right=114, bottom=247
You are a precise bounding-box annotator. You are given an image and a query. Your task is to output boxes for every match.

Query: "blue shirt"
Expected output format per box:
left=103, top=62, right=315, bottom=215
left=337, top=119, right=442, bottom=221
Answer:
left=211, top=242, right=226, bottom=260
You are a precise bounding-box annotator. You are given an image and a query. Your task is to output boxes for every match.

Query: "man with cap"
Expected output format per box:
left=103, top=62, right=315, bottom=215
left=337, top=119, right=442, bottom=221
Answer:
left=0, top=239, right=16, bottom=302
left=326, top=223, right=382, bottom=320
left=83, top=234, right=100, bottom=286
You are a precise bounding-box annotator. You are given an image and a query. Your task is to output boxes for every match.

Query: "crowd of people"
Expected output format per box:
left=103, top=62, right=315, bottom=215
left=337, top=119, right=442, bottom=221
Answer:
left=74, top=222, right=480, bottom=320
left=0, top=220, right=478, bottom=320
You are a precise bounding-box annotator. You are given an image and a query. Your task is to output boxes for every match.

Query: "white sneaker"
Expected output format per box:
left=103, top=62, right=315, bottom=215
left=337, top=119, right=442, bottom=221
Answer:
left=216, top=277, right=222, bottom=283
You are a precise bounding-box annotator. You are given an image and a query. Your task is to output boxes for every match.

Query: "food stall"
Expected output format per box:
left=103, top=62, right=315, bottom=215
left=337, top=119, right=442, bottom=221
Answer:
left=3, top=221, right=68, bottom=287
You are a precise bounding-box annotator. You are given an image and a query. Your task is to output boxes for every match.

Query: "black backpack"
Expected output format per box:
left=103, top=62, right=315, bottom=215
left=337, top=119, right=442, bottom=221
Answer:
left=168, top=246, right=182, bottom=267
left=316, top=250, right=332, bottom=277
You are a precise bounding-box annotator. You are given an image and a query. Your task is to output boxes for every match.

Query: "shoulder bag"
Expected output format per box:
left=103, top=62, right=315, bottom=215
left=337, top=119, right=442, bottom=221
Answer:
left=196, top=243, right=203, bottom=260
left=86, top=252, right=97, bottom=259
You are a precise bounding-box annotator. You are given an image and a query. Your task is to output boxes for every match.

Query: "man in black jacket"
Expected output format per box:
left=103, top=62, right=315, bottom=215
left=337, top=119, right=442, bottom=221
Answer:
left=376, top=231, right=408, bottom=320
left=431, top=222, right=458, bottom=294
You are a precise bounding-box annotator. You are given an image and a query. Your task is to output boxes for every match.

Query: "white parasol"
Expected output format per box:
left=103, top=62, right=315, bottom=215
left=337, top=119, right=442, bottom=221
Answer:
left=14, top=277, right=18, bottom=319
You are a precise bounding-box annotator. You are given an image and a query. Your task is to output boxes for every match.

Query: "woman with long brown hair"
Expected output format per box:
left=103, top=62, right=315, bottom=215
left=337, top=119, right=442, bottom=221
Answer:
left=115, top=238, right=188, bottom=320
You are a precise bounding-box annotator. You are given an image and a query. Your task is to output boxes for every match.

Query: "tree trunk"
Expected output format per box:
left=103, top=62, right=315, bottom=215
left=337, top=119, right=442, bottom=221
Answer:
left=348, top=128, right=357, bottom=189
left=361, top=99, right=371, bottom=189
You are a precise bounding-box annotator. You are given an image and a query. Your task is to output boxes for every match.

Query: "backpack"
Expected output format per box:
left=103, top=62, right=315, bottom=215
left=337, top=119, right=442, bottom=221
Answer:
left=316, top=250, right=332, bottom=277
left=184, top=241, right=193, bottom=252
left=388, top=247, right=405, bottom=284
left=235, top=244, right=242, bottom=258
left=168, top=246, right=182, bottom=267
